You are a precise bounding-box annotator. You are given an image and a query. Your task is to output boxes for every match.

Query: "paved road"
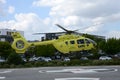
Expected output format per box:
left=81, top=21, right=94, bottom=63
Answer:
left=0, top=66, right=120, bottom=80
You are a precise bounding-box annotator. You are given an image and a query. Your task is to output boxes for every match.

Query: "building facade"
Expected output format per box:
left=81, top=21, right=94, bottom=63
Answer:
left=0, top=29, right=24, bottom=43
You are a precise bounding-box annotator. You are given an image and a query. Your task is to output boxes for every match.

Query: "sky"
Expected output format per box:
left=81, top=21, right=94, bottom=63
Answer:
left=0, top=0, right=120, bottom=40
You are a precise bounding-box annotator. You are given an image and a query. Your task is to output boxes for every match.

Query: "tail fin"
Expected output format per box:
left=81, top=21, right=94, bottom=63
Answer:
left=11, top=32, right=30, bottom=53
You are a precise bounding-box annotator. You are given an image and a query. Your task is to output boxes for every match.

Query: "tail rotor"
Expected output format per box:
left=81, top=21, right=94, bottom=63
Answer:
left=11, top=32, right=30, bottom=53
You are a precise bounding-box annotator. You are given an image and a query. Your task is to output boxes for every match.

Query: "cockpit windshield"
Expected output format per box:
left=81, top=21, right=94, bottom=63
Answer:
left=87, top=38, right=97, bottom=45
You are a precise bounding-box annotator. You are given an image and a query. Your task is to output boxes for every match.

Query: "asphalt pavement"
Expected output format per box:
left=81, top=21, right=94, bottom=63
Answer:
left=0, top=66, right=120, bottom=80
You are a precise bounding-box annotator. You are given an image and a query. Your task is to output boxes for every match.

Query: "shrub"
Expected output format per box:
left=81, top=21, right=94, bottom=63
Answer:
left=3, top=64, right=10, bottom=68
left=7, top=53, right=23, bottom=65
left=34, top=62, right=46, bottom=67
left=10, top=64, right=15, bottom=68
left=16, top=64, right=24, bottom=68
left=24, top=63, right=33, bottom=67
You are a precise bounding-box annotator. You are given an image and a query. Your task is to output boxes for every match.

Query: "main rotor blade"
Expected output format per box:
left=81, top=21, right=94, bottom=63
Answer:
left=55, top=24, right=81, bottom=34
left=33, top=32, right=66, bottom=35
left=79, top=22, right=103, bottom=30
left=32, top=33, right=46, bottom=35
left=55, top=24, right=69, bottom=32
left=73, top=29, right=79, bottom=32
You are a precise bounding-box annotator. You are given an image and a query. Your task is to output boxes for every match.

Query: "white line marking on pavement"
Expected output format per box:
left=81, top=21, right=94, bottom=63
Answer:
left=55, top=77, right=100, bottom=80
left=0, top=70, right=12, bottom=74
left=0, top=70, right=13, bottom=79
left=0, top=77, right=5, bottom=79
left=115, top=69, right=118, bottom=71
left=39, top=68, right=117, bottom=73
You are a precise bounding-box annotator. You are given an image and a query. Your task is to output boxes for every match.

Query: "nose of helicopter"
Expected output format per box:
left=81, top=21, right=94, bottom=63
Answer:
left=87, top=38, right=97, bottom=47
left=91, top=40, right=97, bottom=47
left=93, top=42, right=97, bottom=47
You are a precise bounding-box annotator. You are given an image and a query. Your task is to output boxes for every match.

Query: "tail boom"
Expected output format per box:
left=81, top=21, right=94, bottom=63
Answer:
left=11, top=32, right=54, bottom=53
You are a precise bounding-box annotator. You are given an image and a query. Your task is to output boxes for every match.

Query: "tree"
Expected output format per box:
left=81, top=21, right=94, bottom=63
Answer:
left=99, top=38, right=120, bottom=55
left=7, top=52, right=23, bottom=65
left=98, top=40, right=107, bottom=52
left=34, top=44, right=56, bottom=57
left=105, top=38, right=120, bottom=55
left=0, top=41, right=14, bottom=59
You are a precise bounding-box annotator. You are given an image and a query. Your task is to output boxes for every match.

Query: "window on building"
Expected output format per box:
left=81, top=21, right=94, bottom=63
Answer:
left=7, top=32, right=11, bottom=36
left=77, top=39, right=84, bottom=44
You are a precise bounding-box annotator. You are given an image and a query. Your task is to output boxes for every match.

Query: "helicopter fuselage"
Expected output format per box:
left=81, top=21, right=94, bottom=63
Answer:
left=52, top=34, right=96, bottom=53
left=11, top=32, right=96, bottom=54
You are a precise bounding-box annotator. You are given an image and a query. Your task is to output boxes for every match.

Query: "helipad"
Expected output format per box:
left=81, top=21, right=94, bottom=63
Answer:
left=55, top=78, right=100, bottom=80
left=39, top=68, right=117, bottom=73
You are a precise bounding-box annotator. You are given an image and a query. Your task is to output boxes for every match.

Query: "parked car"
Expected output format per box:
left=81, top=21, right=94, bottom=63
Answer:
left=80, top=57, right=88, bottom=60
left=29, top=58, right=36, bottom=61
left=43, top=57, right=52, bottom=62
left=114, top=53, right=120, bottom=59
left=64, top=57, right=70, bottom=61
left=37, top=57, right=52, bottom=62
left=22, top=58, right=27, bottom=62
left=99, top=56, right=112, bottom=60
left=0, top=59, right=6, bottom=62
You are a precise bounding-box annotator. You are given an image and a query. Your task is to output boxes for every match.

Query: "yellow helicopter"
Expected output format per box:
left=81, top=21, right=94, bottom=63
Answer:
left=11, top=24, right=96, bottom=54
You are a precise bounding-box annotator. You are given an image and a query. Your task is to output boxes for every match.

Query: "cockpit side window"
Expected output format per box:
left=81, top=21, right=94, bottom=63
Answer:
left=65, top=41, right=68, bottom=45
left=77, top=39, right=84, bottom=44
left=70, top=40, right=75, bottom=44
left=87, top=38, right=96, bottom=45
